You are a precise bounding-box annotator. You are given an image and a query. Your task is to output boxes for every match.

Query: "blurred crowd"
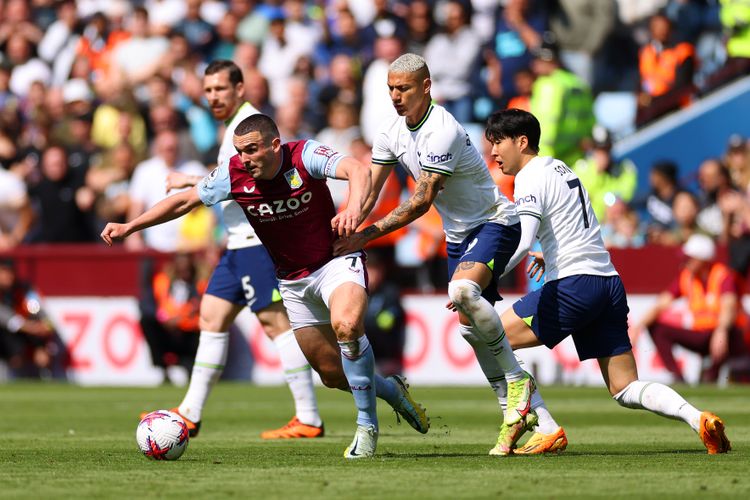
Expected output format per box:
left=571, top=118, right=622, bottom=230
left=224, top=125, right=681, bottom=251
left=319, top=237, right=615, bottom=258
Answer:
left=0, top=0, right=749, bottom=293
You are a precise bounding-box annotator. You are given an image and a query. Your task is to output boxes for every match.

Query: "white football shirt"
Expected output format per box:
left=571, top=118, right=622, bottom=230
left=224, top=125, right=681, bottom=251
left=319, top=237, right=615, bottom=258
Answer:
left=513, top=156, right=617, bottom=281
left=372, top=104, right=517, bottom=243
left=218, top=101, right=263, bottom=250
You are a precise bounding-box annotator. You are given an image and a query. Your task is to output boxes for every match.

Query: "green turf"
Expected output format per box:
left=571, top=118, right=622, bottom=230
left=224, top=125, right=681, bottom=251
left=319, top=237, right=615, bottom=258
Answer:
left=0, top=383, right=747, bottom=499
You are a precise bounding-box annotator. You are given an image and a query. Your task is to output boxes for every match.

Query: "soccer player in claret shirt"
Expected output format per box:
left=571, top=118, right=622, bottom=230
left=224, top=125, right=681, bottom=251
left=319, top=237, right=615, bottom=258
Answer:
left=484, top=108, right=730, bottom=455
left=101, top=114, right=429, bottom=459
left=154, top=60, right=323, bottom=440
left=333, top=53, right=563, bottom=455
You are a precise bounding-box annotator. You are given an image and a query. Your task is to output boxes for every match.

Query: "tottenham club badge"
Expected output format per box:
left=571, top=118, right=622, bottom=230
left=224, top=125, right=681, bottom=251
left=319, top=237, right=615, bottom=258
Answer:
left=284, top=169, right=304, bottom=189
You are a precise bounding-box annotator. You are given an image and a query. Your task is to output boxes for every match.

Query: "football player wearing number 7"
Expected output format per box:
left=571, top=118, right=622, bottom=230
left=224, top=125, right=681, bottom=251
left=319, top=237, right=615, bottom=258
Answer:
left=102, top=113, right=430, bottom=459
left=332, top=53, right=563, bottom=456
left=485, top=108, right=730, bottom=454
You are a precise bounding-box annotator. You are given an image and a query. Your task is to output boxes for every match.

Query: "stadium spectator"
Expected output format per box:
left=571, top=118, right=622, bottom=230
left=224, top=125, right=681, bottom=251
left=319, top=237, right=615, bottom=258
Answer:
left=574, top=126, right=637, bottom=224
left=634, top=233, right=749, bottom=383
left=242, top=68, right=275, bottom=118
left=28, top=144, right=96, bottom=243
left=530, top=33, right=595, bottom=168
left=636, top=12, right=696, bottom=126
left=364, top=249, right=406, bottom=378
left=486, top=0, right=546, bottom=106
left=650, top=190, right=702, bottom=246
left=600, top=198, right=646, bottom=249
left=317, top=53, right=362, bottom=113
left=126, top=130, right=207, bottom=252
left=724, top=134, right=750, bottom=192
left=86, top=142, right=137, bottom=228
left=718, top=0, right=750, bottom=79
left=315, top=99, right=361, bottom=157
left=636, top=160, right=681, bottom=243
left=210, top=11, right=240, bottom=61
left=0, top=167, right=33, bottom=249
left=424, top=0, right=481, bottom=123
left=360, top=30, right=402, bottom=144
left=0, top=258, right=65, bottom=379
left=140, top=251, right=206, bottom=386
left=696, top=158, right=737, bottom=242
left=404, top=0, right=436, bottom=56
left=315, top=7, right=373, bottom=82
left=5, top=32, right=51, bottom=99
left=37, top=0, right=79, bottom=87
left=547, top=0, right=616, bottom=87
left=505, top=67, right=535, bottom=112
left=175, top=0, right=216, bottom=60
left=109, top=7, right=170, bottom=86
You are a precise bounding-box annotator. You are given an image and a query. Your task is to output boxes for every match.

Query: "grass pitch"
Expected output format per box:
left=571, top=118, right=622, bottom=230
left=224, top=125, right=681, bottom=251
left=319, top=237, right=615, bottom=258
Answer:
left=0, top=383, right=747, bottom=499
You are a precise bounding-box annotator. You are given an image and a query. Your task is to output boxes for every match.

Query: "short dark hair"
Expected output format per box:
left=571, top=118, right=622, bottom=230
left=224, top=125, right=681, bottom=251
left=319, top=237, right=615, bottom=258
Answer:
left=234, top=114, right=280, bottom=143
left=205, top=60, right=244, bottom=86
left=650, top=160, right=678, bottom=185
left=484, top=108, right=541, bottom=152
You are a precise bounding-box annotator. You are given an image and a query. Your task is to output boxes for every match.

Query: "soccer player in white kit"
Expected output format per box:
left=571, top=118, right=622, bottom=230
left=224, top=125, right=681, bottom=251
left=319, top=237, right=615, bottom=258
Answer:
left=485, top=108, right=730, bottom=454
left=333, top=53, right=561, bottom=453
left=153, top=61, right=323, bottom=439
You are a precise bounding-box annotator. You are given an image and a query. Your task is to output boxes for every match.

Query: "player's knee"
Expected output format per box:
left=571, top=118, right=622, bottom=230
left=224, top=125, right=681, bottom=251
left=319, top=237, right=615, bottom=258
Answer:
left=331, top=318, right=361, bottom=342
left=448, top=279, right=481, bottom=309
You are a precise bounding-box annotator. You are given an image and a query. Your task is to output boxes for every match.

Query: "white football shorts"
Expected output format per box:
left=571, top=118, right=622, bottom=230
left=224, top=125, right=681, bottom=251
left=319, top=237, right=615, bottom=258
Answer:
left=278, top=252, right=367, bottom=330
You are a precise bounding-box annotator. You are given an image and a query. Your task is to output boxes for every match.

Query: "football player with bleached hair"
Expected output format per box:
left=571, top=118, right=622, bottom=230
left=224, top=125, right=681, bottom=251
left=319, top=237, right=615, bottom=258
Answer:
left=333, top=53, right=565, bottom=456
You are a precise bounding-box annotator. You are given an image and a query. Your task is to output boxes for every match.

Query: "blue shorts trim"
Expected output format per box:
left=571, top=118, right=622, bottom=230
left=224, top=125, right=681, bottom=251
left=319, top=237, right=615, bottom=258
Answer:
left=447, top=222, right=521, bottom=304
left=512, top=274, right=631, bottom=360
left=205, top=246, right=280, bottom=312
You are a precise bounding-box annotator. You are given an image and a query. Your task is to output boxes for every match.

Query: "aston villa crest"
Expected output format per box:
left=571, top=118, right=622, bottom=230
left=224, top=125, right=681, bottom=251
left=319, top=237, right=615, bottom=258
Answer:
left=284, top=169, right=304, bottom=189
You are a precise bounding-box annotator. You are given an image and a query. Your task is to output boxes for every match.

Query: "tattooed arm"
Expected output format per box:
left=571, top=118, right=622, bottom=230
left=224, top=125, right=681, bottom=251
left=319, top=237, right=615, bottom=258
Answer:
left=332, top=170, right=446, bottom=255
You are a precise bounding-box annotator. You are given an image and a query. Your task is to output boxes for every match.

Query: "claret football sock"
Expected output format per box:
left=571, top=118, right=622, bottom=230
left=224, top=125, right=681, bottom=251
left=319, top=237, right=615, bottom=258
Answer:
left=179, top=331, right=228, bottom=423
left=273, top=329, right=321, bottom=427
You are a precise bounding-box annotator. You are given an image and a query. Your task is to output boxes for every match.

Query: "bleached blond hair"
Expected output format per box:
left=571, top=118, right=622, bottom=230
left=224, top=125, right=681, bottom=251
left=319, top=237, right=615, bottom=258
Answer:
left=389, top=53, right=430, bottom=76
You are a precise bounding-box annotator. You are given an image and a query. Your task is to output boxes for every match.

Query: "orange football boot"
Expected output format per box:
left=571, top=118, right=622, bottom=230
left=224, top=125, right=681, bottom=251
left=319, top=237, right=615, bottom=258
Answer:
left=699, top=412, right=731, bottom=454
left=260, top=417, right=325, bottom=439
left=514, top=427, right=568, bottom=455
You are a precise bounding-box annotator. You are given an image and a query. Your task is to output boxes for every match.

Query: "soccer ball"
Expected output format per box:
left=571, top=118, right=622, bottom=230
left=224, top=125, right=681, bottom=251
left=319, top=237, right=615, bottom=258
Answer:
left=136, top=410, right=190, bottom=460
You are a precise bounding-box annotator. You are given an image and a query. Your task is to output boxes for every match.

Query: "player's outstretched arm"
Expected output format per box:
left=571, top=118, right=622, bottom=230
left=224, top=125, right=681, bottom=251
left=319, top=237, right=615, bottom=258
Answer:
left=331, top=157, right=372, bottom=237
left=100, top=187, right=204, bottom=246
left=333, top=170, right=444, bottom=255
left=359, top=163, right=394, bottom=223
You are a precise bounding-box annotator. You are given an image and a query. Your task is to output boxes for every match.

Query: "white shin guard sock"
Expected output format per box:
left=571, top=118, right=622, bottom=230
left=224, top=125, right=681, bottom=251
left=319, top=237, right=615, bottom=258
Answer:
left=459, top=323, right=558, bottom=433
left=274, top=329, right=322, bottom=427
left=179, top=331, right=229, bottom=423
left=449, top=279, right=523, bottom=381
left=614, top=380, right=702, bottom=432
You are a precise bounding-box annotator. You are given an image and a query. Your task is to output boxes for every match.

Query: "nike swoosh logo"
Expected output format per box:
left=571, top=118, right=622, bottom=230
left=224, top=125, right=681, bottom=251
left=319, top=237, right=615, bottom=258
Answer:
left=244, top=186, right=256, bottom=193
left=349, top=436, right=360, bottom=456
left=465, top=238, right=478, bottom=254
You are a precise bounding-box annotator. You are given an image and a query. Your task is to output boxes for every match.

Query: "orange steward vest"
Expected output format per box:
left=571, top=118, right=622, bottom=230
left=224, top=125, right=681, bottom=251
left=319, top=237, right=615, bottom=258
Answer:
left=678, top=262, right=747, bottom=330
left=640, top=42, right=694, bottom=97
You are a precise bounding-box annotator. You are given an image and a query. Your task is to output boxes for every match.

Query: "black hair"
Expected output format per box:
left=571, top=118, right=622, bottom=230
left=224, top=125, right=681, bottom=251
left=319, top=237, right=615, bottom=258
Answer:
left=205, top=59, right=244, bottom=86
left=234, top=114, right=280, bottom=142
left=650, top=160, right=678, bottom=185
left=484, top=108, right=541, bottom=152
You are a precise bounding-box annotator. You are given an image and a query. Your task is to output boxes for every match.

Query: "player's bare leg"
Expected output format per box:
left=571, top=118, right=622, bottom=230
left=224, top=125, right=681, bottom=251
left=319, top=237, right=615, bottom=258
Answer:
left=600, top=351, right=730, bottom=454
left=449, top=263, right=533, bottom=425
left=256, top=301, right=323, bottom=439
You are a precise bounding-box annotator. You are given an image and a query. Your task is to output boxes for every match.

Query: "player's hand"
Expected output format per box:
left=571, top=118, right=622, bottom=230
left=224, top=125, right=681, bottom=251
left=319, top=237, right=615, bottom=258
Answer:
left=445, top=299, right=457, bottom=312
left=165, top=171, right=192, bottom=192
left=331, top=208, right=361, bottom=237
left=332, top=231, right=368, bottom=256
left=526, top=251, right=545, bottom=282
left=100, top=222, right=132, bottom=246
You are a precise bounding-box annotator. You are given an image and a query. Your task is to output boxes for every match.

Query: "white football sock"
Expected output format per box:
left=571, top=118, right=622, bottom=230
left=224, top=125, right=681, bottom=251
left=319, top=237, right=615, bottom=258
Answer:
left=274, top=329, right=322, bottom=427
left=614, top=380, right=702, bottom=432
left=459, top=323, right=559, bottom=434
left=449, top=279, right=523, bottom=381
left=179, top=331, right=228, bottom=423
